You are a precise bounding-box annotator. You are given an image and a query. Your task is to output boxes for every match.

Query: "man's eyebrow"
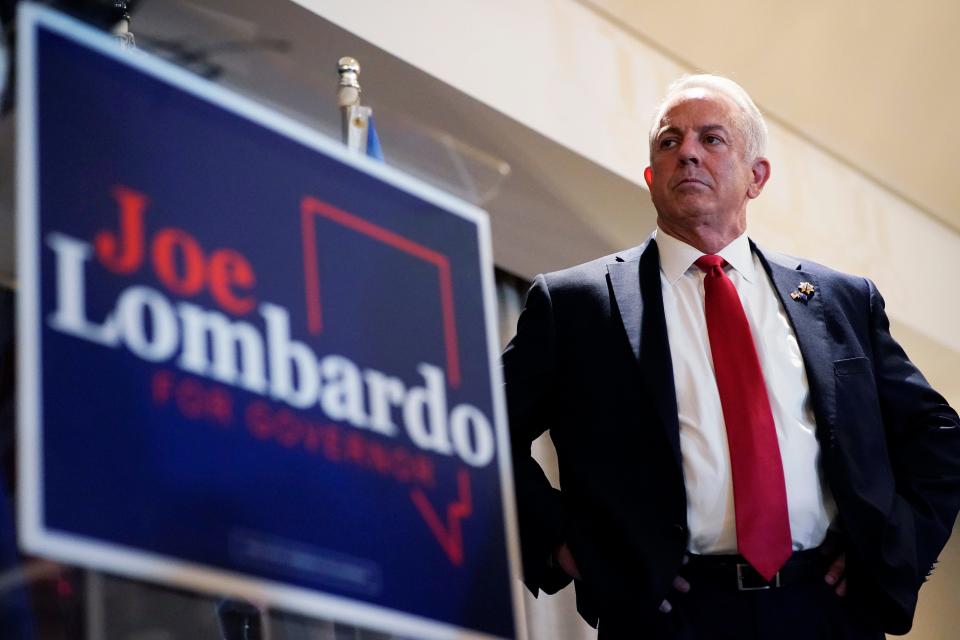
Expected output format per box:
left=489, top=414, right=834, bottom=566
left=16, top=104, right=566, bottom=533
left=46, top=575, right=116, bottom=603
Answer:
left=656, top=125, right=680, bottom=136
left=655, top=123, right=730, bottom=138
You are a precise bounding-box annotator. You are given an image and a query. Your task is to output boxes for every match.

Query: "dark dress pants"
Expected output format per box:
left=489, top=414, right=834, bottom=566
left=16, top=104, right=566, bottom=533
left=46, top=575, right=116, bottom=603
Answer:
left=597, top=580, right=886, bottom=640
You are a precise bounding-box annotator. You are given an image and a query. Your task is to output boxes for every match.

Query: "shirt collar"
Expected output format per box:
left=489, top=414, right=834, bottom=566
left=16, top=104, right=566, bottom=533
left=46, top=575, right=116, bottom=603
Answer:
left=653, top=227, right=756, bottom=285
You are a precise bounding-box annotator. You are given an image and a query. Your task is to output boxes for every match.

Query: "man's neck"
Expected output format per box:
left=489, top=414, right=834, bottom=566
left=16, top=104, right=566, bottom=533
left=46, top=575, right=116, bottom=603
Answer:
left=656, top=219, right=746, bottom=255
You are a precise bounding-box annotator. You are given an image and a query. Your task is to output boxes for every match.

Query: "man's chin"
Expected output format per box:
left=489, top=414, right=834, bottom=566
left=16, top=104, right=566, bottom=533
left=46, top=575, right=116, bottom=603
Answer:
left=668, top=198, right=715, bottom=219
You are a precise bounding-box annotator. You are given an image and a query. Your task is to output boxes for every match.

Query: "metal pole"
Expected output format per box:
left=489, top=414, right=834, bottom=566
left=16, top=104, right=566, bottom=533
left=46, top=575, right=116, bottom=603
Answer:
left=337, top=57, right=372, bottom=154
left=112, top=1, right=136, bottom=49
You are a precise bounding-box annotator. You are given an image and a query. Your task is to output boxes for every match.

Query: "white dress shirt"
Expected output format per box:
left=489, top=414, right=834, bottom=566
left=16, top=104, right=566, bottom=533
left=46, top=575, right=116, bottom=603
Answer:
left=654, top=229, right=837, bottom=554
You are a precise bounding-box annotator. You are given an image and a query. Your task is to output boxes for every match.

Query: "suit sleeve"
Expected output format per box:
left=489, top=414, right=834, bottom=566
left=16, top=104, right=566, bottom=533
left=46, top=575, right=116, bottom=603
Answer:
left=867, top=278, right=960, bottom=593
left=502, top=275, right=572, bottom=595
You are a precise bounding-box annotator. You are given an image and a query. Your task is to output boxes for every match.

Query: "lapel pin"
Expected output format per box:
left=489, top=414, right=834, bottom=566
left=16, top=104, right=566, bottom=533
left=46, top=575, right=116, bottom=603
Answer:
left=790, top=281, right=815, bottom=303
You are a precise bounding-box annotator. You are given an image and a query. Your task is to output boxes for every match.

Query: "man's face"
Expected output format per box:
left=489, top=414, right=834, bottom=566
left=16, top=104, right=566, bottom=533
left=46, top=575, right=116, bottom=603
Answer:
left=645, top=89, right=768, bottom=234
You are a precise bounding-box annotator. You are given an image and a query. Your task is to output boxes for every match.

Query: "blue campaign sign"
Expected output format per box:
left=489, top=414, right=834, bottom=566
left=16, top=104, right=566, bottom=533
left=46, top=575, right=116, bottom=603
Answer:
left=16, top=5, right=522, bottom=639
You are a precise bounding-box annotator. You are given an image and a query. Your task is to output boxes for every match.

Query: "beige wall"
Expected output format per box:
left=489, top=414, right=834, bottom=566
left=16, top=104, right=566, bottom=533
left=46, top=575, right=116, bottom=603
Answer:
left=296, top=2, right=960, bottom=638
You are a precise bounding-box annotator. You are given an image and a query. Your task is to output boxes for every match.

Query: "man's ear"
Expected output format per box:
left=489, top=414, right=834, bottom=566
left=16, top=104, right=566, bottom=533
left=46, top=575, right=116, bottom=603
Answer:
left=747, top=158, right=771, bottom=199
left=644, top=166, right=654, bottom=190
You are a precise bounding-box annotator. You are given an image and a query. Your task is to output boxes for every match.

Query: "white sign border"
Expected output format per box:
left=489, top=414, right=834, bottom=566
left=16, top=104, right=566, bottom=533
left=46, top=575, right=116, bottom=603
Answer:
left=16, top=4, right=526, bottom=639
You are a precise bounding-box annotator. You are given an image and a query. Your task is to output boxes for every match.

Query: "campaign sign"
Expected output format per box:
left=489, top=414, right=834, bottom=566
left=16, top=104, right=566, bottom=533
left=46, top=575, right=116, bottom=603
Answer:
left=17, top=6, right=521, bottom=638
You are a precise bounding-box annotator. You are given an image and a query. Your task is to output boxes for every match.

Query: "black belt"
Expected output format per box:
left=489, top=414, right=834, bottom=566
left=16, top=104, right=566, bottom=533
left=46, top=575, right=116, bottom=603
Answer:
left=683, top=547, right=826, bottom=591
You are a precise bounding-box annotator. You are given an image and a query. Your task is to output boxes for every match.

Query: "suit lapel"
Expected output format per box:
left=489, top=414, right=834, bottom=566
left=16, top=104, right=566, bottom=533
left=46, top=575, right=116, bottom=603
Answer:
left=608, top=240, right=683, bottom=471
left=754, top=243, right=837, bottom=435
left=607, top=256, right=644, bottom=363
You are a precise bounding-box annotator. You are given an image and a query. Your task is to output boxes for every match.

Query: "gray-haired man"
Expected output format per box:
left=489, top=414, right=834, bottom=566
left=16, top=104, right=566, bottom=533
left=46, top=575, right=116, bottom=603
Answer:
left=504, top=75, right=960, bottom=639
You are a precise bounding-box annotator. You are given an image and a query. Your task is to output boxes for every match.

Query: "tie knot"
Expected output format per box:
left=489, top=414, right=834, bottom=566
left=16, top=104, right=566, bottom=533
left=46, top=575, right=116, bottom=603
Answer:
left=695, top=255, right=726, bottom=274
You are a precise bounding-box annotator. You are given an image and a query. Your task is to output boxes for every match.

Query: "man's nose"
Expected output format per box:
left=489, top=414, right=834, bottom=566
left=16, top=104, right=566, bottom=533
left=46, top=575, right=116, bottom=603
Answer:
left=677, top=137, right=701, bottom=165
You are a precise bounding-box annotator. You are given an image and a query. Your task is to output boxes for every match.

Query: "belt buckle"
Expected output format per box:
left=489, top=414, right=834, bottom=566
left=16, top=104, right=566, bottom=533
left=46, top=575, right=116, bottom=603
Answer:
left=736, top=563, right=780, bottom=591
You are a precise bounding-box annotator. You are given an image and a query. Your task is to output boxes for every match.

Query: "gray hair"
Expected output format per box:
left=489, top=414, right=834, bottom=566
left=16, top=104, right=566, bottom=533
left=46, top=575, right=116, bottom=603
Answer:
left=648, top=74, right=768, bottom=162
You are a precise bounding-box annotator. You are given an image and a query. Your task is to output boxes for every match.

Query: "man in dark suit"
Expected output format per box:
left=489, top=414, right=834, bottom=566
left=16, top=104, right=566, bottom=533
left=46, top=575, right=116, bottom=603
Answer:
left=504, top=75, right=960, bottom=639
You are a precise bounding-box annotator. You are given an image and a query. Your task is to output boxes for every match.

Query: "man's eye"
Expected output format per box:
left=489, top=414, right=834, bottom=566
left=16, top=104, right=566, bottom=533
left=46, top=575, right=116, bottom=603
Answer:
left=704, top=134, right=723, bottom=145
left=660, top=139, right=678, bottom=149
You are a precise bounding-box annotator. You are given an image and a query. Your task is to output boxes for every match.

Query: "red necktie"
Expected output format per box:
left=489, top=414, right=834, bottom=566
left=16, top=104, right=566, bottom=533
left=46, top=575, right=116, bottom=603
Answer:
left=695, top=255, right=792, bottom=581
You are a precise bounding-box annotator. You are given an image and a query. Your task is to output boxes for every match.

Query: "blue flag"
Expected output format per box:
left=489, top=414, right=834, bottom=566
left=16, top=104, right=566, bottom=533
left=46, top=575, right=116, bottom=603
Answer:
left=366, top=114, right=384, bottom=161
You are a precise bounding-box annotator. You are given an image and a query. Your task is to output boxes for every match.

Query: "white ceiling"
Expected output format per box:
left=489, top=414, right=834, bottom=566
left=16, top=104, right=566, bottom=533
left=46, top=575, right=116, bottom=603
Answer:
left=585, top=0, right=960, bottom=233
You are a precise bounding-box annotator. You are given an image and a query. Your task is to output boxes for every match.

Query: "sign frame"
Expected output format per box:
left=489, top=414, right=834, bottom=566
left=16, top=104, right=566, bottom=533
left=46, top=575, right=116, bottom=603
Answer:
left=16, top=4, right=524, bottom=638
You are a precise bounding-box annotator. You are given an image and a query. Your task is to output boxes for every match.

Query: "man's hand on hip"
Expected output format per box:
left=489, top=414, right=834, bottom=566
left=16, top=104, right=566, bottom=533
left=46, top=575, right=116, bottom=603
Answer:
left=820, top=533, right=848, bottom=597
left=824, top=552, right=847, bottom=597
left=554, top=543, right=581, bottom=580
left=658, top=555, right=690, bottom=613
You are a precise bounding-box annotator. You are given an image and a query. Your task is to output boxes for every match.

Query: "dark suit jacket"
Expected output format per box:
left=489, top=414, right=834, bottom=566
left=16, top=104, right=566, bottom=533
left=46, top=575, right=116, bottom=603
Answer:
left=503, top=238, right=960, bottom=634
